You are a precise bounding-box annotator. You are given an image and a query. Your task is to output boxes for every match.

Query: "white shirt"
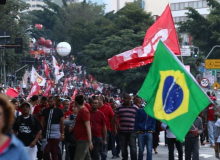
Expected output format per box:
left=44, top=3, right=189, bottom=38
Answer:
left=14, top=110, right=22, bottom=118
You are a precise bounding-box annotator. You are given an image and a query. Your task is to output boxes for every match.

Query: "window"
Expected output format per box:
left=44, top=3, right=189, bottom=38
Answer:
left=189, top=2, right=193, bottom=7
left=32, top=5, right=36, bottom=7
left=203, top=1, right=207, bottom=7
left=184, top=2, right=188, bottom=8
left=180, top=3, right=184, bottom=10
left=176, top=3, right=179, bottom=10
left=180, top=17, right=185, bottom=22
left=193, top=1, right=198, bottom=8
left=198, top=1, right=203, bottom=8
left=171, top=4, right=175, bottom=11
left=176, top=17, right=180, bottom=23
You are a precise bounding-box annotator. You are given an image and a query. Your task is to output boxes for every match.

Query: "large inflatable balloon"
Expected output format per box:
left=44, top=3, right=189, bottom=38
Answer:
left=38, top=37, right=45, bottom=45
left=56, top=42, right=71, bottom=57
left=35, top=24, right=43, bottom=30
left=45, top=39, right=52, bottom=48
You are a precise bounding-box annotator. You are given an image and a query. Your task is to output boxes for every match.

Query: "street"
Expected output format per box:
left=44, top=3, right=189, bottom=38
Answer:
left=106, top=131, right=218, bottom=160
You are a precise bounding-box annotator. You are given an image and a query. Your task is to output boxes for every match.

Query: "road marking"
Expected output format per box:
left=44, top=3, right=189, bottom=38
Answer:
left=175, top=153, right=213, bottom=159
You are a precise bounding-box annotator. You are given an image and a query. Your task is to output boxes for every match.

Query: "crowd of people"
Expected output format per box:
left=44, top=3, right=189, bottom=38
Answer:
left=0, top=88, right=219, bottom=160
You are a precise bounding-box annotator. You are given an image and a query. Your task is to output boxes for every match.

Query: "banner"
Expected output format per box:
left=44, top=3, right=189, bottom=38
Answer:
left=72, top=88, right=78, bottom=100
left=62, top=78, right=71, bottom=93
left=22, top=70, right=28, bottom=89
left=108, top=5, right=180, bottom=70
left=84, top=79, right=89, bottom=88
left=30, top=67, right=46, bottom=86
left=52, top=56, right=60, bottom=72
left=27, top=81, right=40, bottom=100
left=43, top=80, right=52, bottom=97
left=43, top=60, right=49, bottom=78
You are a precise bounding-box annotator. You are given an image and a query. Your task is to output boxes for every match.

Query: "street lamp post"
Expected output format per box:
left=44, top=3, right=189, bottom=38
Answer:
left=14, top=64, right=28, bottom=87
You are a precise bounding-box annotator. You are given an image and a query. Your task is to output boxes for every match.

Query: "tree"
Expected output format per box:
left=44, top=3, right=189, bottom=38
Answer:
left=178, top=0, right=220, bottom=59
left=82, top=3, right=154, bottom=93
left=0, top=0, right=30, bottom=84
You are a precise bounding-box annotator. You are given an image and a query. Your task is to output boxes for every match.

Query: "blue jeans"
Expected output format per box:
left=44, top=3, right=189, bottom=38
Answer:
left=112, top=133, right=121, bottom=157
left=138, top=133, right=153, bottom=160
left=208, top=121, right=216, bottom=145
left=101, top=130, right=110, bottom=160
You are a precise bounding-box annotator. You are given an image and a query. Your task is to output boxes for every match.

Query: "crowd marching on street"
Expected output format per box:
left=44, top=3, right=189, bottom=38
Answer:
left=0, top=85, right=219, bottom=160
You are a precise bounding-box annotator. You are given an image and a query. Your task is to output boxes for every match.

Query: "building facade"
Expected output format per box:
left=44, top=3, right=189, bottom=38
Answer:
left=144, top=0, right=170, bottom=16
left=170, top=0, right=210, bottom=23
left=24, top=0, right=63, bottom=11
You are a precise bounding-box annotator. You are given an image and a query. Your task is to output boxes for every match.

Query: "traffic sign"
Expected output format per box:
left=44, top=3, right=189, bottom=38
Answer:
left=205, top=59, right=220, bottom=69
left=177, top=48, right=191, bottom=56
left=200, top=78, right=209, bottom=87
left=212, top=81, right=220, bottom=91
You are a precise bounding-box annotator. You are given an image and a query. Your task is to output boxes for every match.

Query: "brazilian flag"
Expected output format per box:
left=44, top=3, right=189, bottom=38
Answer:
left=138, top=41, right=211, bottom=141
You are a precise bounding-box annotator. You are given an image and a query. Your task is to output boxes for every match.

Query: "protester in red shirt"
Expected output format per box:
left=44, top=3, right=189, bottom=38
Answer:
left=90, top=97, right=107, bottom=160
left=33, top=96, right=48, bottom=122
left=73, top=95, right=93, bottom=159
left=97, top=95, right=114, bottom=160
left=55, top=96, right=63, bottom=109
left=62, top=99, right=73, bottom=119
left=206, top=91, right=216, bottom=148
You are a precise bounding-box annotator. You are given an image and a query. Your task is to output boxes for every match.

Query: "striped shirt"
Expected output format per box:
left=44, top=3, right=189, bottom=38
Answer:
left=115, top=104, right=138, bottom=132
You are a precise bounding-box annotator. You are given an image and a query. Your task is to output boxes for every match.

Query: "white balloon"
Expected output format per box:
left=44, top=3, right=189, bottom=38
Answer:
left=56, top=42, right=71, bottom=57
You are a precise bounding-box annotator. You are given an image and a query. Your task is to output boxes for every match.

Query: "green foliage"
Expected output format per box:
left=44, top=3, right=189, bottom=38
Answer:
left=82, top=3, right=154, bottom=93
left=0, top=0, right=30, bottom=83
left=178, top=0, right=220, bottom=59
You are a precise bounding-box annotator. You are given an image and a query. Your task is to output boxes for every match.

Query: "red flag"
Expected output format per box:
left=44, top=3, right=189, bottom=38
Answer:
left=43, top=60, right=49, bottom=78
left=108, top=5, right=180, bottom=71
left=6, top=87, right=19, bottom=98
left=71, top=89, right=78, bottom=100
left=27, top=81, right=40, bottom=100
left=84, top=79, right=89, bottom=88
left=62, top=78, right=71, bottom=93
left=43, top=80, right=52, bottom=96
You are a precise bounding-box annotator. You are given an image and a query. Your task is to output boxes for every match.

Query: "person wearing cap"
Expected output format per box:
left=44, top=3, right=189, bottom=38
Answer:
left=12, top=101, right=42, bottom=160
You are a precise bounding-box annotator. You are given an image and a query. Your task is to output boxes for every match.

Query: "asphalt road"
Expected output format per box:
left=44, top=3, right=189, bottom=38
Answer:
left=106, top=131, right=218, bottom=160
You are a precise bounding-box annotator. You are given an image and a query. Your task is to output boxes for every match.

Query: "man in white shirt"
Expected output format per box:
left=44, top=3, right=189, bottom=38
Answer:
left=11, top=98, right=22, bottom=118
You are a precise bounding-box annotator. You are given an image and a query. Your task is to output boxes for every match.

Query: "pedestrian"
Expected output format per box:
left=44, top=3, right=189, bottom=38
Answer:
left=185, top=116, right=203, bottom=160
left=90, top=97, right=107, bottom=160
left=41, top=96, right=65, bottom=160
left=114, top=94, right=138, bottom=160
left=0, top=94, right=30, bottom=160
left=74, top=95, right=93, bottom=160
left=97, top=95, right=114, bottom=160
left=29, top=95, right=39, bottom=114
left=161, top=123, right=183, bottom=160
left=11, top=98, right=22, bottom=118
left=134, top=106, right=155, bottom=160
left=13, top=101, right=42, bottom=160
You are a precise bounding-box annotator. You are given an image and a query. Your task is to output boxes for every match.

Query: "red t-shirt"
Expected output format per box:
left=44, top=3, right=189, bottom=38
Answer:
left=0, top=138, right=11, bottom=155
left=207, top=104, right=215, bottom=121
left=98, top=104, right=114, bottom=131
left=64, top=110, right=73, bottom=119
left=57, top=105, right=63, bottom=109
left=74, top=107, right=90, bottom=141
left=90, top=110, right=106, bottom=138
left=33, top=104, right=48, bottom=122
left=84, top=103, right=91, bottom=110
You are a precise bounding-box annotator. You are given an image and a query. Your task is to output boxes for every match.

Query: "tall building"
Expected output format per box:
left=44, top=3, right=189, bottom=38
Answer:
left=24, top=0, right=63, bottom=11
left=144, top=0, right=170, bottom=16
left=170, top=0, right=210, bottom=23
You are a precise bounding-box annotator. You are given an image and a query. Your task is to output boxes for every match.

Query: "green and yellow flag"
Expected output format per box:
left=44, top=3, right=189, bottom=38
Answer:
left=138, top=41, right=211, bottom=141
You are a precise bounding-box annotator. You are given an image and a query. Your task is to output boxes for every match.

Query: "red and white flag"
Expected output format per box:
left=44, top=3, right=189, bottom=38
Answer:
left=43, top=60, right=49, bottom=78
left=27, top=81, right=40, bottom=100
left=71, top=88, right=78, bottom=100
left=62, top=78, right=71, bottom=93
left=43, top=80, right=52, bottom=97
left=6, top=87, right=19, bottom=98
left=84, top=79, right=89, bottom=88
left=108, top=5, right=180, bottom=70
left=30, top=67, right=46, bottom=86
